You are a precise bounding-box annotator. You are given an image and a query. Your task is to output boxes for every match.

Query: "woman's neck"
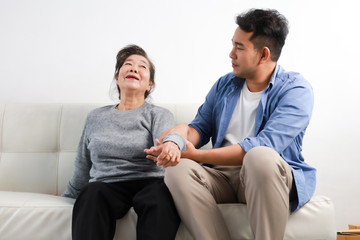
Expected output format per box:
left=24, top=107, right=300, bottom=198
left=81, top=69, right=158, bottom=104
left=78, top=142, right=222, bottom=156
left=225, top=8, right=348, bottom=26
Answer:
left=117, top=96, right=145, bottom=111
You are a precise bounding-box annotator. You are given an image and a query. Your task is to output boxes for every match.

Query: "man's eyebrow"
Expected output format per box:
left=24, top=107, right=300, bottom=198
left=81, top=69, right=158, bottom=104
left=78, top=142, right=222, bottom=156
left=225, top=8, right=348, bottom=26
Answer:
left=231, top=38, right=245, bottom=47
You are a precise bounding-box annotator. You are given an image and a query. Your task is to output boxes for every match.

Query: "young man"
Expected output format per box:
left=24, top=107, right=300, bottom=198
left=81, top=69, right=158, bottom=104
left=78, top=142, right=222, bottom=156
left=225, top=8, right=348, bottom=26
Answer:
left=145, top=8, right=316, bottom=240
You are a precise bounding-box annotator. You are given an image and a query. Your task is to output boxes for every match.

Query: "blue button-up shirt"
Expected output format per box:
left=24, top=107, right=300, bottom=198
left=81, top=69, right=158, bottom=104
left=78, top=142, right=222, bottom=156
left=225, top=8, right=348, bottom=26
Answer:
left=189, top=64, right=316, bottom=213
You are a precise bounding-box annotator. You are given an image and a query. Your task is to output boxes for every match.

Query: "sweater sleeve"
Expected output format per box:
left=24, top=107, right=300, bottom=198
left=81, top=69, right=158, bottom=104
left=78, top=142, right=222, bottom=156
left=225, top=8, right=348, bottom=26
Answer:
left=62, top=115, right=92, bottom=199
left=151, top=107, right=186, bottom=152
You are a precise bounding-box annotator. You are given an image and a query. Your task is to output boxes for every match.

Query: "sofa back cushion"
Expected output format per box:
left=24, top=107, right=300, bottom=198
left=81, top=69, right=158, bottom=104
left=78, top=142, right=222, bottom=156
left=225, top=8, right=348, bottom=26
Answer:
left=0, top=103, right=202, bottom=195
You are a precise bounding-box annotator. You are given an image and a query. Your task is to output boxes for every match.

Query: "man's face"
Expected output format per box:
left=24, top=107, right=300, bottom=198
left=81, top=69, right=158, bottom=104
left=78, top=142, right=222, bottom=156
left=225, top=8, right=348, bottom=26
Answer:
left=229, top=27, right=260, bottom=79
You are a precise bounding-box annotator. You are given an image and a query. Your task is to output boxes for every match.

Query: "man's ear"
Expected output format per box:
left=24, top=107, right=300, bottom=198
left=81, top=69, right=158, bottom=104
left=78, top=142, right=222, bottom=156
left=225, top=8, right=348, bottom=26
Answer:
left=260, top=46, right=271, bottom=63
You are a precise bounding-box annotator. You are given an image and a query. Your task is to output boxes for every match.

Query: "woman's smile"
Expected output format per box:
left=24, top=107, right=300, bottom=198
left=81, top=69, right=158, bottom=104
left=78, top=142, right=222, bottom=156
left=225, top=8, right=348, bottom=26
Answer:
left=126, top=74, right=139, bottom=80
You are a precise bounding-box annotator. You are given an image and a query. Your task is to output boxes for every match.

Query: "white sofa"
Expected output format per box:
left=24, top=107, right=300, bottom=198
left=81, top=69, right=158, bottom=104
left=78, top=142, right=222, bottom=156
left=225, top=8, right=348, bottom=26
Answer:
left=0, top=103, right=337, bottom=240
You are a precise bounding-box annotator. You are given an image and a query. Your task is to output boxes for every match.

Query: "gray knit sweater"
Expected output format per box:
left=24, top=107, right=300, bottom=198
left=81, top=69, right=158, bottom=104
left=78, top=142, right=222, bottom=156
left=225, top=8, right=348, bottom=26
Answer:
left=62, top=102, right=181, bottom=199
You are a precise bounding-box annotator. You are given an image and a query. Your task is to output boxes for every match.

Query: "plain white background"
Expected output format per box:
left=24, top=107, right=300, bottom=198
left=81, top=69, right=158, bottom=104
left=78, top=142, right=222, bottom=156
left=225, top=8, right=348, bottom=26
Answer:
left=1, top=0, right=359, bottom=230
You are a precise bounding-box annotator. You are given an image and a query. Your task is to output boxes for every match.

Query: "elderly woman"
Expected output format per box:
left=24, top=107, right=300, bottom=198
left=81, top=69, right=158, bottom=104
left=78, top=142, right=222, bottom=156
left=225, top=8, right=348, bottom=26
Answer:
left=62, top=45, right=184, bottom=240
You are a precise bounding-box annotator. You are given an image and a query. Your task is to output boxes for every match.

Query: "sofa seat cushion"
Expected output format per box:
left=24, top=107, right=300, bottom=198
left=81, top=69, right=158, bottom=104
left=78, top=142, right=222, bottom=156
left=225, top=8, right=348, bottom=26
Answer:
left=0, top=191, right=336, bottom=240
left=117, top=194, right=336, bottom=240
left=0, top=191, right=75, bottom=240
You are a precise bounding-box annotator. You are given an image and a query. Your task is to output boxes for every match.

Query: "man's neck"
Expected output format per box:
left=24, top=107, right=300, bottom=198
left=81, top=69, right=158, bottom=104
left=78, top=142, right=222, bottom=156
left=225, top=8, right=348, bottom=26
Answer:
left=245, top=62, right=276, bottom=92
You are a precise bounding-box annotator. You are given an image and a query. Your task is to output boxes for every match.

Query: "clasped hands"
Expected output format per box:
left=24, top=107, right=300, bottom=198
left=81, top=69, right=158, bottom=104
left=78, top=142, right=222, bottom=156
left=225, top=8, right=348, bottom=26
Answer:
left=144, top=137, right=196, bottom=168
left=144, top=139, right=181, bottom=168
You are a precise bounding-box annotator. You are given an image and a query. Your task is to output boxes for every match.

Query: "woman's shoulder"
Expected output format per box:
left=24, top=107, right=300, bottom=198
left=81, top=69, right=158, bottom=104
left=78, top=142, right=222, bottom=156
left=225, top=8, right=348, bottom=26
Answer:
left=86, top=105, right=115, bottom=120
left=145, top=102, right=173, bottom=115
left=89, top=104, right=114, bottom=114
left=144, top=102, right=175, bottom=126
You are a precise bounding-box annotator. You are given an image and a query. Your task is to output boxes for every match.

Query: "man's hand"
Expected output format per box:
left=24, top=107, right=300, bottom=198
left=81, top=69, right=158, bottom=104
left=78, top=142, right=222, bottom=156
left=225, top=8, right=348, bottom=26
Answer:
left=144, top=140, right=181, bottom=168
left=181, top=139, right=197, bottom=160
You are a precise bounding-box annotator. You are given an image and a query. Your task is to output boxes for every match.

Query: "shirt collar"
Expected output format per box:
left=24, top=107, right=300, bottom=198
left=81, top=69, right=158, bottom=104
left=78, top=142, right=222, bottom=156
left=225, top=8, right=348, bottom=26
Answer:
left=231, top=75, right=245, bottom=88
left=230, top=64, right=280, bottom=91
left=267, top=64, right=280, bottom=92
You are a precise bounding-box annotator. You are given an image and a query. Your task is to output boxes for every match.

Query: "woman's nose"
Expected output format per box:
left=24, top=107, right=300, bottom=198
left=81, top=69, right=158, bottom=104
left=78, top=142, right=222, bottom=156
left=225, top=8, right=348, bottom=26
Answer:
left=130, top=68, right=137, bottom=73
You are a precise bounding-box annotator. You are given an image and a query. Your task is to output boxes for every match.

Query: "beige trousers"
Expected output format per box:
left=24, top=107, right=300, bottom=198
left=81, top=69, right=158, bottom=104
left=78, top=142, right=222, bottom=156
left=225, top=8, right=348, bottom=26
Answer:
left=165, top=146, right=294, bottom=240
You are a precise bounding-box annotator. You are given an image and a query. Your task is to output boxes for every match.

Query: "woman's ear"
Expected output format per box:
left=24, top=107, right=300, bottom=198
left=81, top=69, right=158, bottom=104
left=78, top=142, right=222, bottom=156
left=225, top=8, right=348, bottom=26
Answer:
left=148, top=81, right=154, bottom=91
left=115, top=74, right=119, bottom=85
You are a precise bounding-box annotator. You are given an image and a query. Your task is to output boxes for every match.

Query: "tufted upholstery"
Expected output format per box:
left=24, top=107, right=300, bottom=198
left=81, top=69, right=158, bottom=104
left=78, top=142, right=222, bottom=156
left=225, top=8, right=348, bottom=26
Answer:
left=0, top=103, right=336, bottom=240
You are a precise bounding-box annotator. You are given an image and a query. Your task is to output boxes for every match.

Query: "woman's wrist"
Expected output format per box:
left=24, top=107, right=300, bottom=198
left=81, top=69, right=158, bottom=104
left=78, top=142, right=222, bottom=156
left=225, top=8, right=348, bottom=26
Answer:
left=162, top=133, right=186, bottom=153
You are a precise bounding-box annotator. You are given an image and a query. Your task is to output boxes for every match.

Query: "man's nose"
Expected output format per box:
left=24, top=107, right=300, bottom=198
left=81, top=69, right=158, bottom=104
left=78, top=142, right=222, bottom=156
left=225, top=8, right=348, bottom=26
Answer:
left=229, top=47, right=236, bottom=59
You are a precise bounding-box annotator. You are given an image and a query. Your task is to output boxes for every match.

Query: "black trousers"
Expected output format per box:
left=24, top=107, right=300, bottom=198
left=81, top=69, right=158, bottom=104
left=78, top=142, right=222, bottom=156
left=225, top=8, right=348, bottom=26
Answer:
left=72, top=179, right=180, bottom=240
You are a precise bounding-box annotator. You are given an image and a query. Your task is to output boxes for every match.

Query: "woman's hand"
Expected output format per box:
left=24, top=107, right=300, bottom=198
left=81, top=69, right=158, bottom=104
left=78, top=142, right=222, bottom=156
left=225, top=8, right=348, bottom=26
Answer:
left=144, top=140, right=181, bottom=168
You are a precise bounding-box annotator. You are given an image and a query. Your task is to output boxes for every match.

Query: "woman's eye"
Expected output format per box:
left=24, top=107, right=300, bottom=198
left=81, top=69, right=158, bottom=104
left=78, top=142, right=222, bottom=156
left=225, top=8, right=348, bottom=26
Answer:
left=140, top=65, right=147, bottom=69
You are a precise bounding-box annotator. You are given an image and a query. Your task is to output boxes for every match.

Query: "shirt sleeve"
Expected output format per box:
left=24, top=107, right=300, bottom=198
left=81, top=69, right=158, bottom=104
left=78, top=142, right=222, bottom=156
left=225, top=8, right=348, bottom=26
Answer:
left=62, top=116, right=92, bottom=199
left=240, top=79, right=314, bottom=154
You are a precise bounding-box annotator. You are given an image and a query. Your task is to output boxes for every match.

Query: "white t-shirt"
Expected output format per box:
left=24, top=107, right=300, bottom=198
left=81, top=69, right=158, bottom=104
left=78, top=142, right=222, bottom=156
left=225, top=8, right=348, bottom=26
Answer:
left=222, top=82, right=264, bottom=147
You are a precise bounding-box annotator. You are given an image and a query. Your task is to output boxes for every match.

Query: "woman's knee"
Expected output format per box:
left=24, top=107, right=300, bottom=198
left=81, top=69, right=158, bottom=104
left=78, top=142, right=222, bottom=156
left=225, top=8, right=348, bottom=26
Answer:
left=134, top=181, right=171, bottom=206
left=73, top=182, right=110, bottom=216
left=78, top=182, right=108, bottom=200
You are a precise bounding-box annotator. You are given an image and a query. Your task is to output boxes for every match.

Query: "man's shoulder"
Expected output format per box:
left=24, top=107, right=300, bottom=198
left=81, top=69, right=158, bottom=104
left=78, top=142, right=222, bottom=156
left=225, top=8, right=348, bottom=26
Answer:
left=274, top=65, right=312, bottom=89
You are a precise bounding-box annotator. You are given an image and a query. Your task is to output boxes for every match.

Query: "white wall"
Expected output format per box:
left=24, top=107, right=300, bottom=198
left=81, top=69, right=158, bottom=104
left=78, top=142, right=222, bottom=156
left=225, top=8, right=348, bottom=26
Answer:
left=1, top=0, right=359, bottom=230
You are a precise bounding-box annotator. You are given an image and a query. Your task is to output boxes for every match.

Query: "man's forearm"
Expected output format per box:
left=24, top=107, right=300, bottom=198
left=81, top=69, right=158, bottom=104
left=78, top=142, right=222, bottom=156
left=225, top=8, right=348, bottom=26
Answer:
left=186, top=126, right=200, bottom=147
left=164, top=124, right=200, bottom=147
left=183, top=143, right=246, bottom=166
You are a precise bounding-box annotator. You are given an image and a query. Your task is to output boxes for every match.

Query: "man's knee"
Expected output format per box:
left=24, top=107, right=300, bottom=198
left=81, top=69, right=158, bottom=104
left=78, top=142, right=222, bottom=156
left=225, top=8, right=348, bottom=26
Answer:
left=165, top=158, right=201, bottom=191
left=242, top=146, right=283, bottom=181
left=165, top=158, right=191, bottom=180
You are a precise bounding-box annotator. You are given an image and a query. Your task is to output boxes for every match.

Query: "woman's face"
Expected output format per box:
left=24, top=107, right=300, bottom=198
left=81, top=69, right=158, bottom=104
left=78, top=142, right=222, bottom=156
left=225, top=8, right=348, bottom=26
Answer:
left=116, top=54, right=153, bottom=98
